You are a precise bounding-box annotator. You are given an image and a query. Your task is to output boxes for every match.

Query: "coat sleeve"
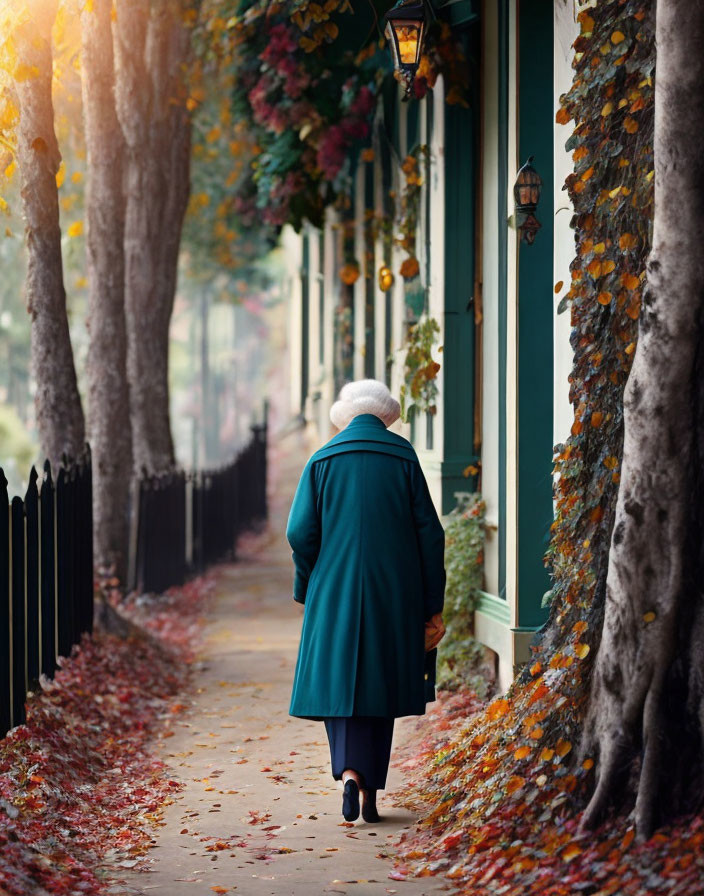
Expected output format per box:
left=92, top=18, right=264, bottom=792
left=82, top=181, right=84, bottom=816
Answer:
left=409, top=460, right=446, bottom=622
left=285, top=458, right=321, bottom=604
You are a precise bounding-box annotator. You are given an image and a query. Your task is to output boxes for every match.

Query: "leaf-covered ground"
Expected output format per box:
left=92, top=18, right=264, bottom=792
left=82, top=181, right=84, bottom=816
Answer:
left=0, top=575, right=215, bottom=896
left=391, top=684, right=704, bottom=895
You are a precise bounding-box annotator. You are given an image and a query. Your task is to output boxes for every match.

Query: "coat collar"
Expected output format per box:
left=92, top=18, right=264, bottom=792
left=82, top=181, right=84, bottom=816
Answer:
left=311, top=412, right=417, bottom=463
left=345, top=413, right=387, bottom=430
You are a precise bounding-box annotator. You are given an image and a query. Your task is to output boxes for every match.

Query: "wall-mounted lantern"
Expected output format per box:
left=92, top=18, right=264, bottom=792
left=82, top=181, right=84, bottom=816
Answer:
left=513, top=156, right=542, bottom=244
left=384, top=0, right=427, bottom=97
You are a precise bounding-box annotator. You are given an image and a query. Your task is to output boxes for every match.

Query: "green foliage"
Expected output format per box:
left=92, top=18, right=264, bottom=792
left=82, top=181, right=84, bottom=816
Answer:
left=399, top=315, right=441, bottom=421
left=437, top=491, right=487, bottom=693
left=0, top=403, right=37, bottom=493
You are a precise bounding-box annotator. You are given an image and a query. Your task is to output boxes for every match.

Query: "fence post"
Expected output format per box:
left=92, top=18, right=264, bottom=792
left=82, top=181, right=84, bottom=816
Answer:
left=24, top=468, right=40, bottom=687
left=0, top=469, right=10, bottom=736
left=40, top=461, right=57, bottom=679
left=10, top=496, right=26, bottom=729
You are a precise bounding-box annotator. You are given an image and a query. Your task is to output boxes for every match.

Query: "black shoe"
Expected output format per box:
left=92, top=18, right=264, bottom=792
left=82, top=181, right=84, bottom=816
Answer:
left=362, top=789, right=381, bottom=823
left=342, top=779, right=360, bottom=821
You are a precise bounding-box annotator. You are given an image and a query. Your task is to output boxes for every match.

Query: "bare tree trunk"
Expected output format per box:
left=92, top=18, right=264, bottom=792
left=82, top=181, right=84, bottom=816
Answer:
left=80, top=0, right=132, bottom=582
left=112, top=0, right=191, bottom=475
left=581, top=0, right=704, bottom=840
left=13, top=2, right=85, bottom=470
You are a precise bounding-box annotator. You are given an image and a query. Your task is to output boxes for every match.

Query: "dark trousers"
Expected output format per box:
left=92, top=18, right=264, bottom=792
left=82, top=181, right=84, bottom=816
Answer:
left=323, top=716, right=395, bottom=791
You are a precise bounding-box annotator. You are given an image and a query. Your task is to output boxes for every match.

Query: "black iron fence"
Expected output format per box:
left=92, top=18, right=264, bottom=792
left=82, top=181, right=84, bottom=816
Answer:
left=129, top=418, right=268, bottom=594
left=1, top=410, right=268, bottom=740
left=0, top=450, right=93, bottom=736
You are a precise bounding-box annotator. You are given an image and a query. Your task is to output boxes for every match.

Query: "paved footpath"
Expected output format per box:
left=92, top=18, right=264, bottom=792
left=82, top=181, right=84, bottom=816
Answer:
left=115, top=426, right=448, bottom=896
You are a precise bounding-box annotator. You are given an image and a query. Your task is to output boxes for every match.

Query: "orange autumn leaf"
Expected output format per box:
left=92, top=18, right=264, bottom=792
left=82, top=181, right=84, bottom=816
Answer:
left=572, top=620, right=588, bottom=635
left=621, top=272, right=640, bottom=290
left=622, top=828, right=636, bottom=850
left=571, top=419, right=583, bottom=436
left=643, top=611, right=656, bottom=623
left=556, top=739, right=572, bottom=758
left=587, top=259, right=602, bottom=277
left=583, top=758, right=594, bottom=770
left=575, top=642, right=591, bottom=659
left=514, top=745, right=531, bottom=760
left=619, top=232, right=637, bottom=250
left=529, top=726, right=544, bottom=740
left=581, top=166, right=594, bottom=182
left=591, top=411, right=604, bottom=427
left=505, top=775, right=525, bottom=794
left=487, top=698, right=510, bottom=720
left=562, top=843, right=582, bottom=862
left=554, top=280, right=564, bottom=293
left=539, top=747, right=555, bottom=762
left=556, top=106, right=571, bottom=125
left=611, top=30, right=625, bottom=44
left=597, top=291, right=612, bottom=306
left=626, top=295, right=641, bottom=320
left=400, top=256, right=420, bottom=279
left=603, top=455, right=619, bottom=469
left=623, top=116, right=639, bottom=134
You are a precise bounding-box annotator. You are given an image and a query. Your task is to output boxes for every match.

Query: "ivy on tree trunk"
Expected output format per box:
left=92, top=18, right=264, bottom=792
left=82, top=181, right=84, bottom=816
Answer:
left=14, top=0, right=85, bottom=471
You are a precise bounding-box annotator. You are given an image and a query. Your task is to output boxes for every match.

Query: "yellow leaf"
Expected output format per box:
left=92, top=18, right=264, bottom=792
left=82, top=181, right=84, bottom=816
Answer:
left=71, top=171, right=82, bottom=184
left=14, top=63, right=40, bottom=81
left=67, top=220, right=83, bottom=237
left=55, top=162, right=66, bottom=189
left=539, top=747, right=554, bottom=762
left=601, top=260, right=616, bottom=275
left=601, top=102, right=613, bottom=117
left=4, top=160, right=15, bottom=179
left=575, top=642, right=590, bottom=659
left=625, top=341, right=636, bottom=355
left=643, top=611, right=656, bottom=623
left=593, top=242, right=605, bottom=254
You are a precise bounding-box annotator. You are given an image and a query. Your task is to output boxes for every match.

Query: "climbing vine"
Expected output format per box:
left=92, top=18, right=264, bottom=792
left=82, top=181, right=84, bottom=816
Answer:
left=391, top=3, right=665, bottom=894
left=399, top=315, right=441, bottom=421
left=437, top=492, right=487, bottom=694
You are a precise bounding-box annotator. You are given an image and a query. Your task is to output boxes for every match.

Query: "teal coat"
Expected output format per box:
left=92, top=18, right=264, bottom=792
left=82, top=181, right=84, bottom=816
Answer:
left=287, top=413, right=446, bottom=720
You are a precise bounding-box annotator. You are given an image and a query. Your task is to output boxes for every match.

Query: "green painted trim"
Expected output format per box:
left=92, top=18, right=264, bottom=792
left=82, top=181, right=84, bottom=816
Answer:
left=301, top=234, right=310, bottom=412
left=476, top=589, right=511, bottom=626
left=441, top=28, right=479, bottom=517
left=364, top=161, right=375, bottom=377
left=497, top=0, right=509, bottom=601
left=516, top=0, right=553, bottom=629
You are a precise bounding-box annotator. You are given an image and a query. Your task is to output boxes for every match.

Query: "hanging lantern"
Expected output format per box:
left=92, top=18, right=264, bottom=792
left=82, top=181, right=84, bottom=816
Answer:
left=513, top=156, right=543, bottom=244
left=378, top=264, right=395, bottom=292
left=384, top=0, right=427, bottom=96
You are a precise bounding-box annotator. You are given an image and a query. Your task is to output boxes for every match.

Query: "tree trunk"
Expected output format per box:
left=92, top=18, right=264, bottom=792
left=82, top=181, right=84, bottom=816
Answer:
left=112, top=0, right=191, bottom=475
left=581, top=0, right=704, bottom=840
left=80, top=0, right=132, bottom=582
left=13, top=2, right=85, bottom=470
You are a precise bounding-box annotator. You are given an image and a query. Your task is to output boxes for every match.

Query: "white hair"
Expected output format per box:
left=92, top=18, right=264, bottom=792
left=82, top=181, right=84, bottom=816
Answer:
left=329, top=379, right=401, bottom=430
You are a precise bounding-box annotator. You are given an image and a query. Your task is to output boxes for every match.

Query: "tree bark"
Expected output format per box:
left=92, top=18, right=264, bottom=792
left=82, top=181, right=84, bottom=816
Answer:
left=112, top=0, right=191, bottom=475
left=80, top=0, right=132, bottom=582
left=581, top=0, right=704, bottom=840
left=13, top=2, right=85, bottom=470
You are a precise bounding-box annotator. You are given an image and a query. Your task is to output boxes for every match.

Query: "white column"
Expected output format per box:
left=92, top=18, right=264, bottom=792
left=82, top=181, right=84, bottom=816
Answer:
left=553, top=3, right=578, bottom=445
left=353, top=162, right=366, bottom=380
left=505, top=0, right=520, bottom=630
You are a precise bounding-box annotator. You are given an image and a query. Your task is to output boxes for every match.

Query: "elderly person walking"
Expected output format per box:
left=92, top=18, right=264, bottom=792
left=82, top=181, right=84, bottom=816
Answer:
left=286, top=379, right=446, bottom=823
